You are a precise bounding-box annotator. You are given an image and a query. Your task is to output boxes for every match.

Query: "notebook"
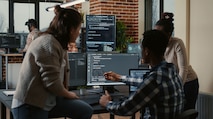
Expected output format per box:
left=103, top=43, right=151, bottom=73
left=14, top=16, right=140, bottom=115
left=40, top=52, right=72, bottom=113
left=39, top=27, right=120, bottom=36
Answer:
left=129, top=68, right=150, bottom=92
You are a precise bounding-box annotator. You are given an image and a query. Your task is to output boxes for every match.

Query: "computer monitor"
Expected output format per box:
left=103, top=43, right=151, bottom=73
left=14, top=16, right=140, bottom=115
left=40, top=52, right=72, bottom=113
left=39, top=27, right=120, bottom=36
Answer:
left=129, top=68, right=150, bottom=92
left=85, top=15, right=116, bottom=52
left=68, top=53, right=87, bottom=89
left=87, top=52, right=139, bottom=86
left=0, top=34, right=21, bottom=49
left=127, top=43, right=141, bottom=58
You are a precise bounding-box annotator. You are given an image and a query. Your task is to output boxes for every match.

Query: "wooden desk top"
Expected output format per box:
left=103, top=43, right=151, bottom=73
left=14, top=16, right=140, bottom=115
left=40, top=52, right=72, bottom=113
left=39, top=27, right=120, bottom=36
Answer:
left=0, top=53, right=23, bottom=57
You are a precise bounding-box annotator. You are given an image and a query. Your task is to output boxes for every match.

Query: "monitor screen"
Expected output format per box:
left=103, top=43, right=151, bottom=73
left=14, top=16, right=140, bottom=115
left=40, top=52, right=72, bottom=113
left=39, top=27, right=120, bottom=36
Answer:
left=127, top=43, right=142, bottom=64
left=87, top=53, right=139, bottom=86
left=127, top=43, right=141, bottom=58
left=85, top=15, right=116, bottom=52
left=68, top=53, right=87, bottom=88
left=129, top=68, right=150, bottom=92
left=0, top=34, right=21, bottom=48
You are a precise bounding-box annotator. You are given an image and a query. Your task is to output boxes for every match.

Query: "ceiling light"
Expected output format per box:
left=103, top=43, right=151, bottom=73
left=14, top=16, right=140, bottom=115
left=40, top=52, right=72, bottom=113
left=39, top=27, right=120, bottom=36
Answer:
left=46, top=0, right=88, bottom=12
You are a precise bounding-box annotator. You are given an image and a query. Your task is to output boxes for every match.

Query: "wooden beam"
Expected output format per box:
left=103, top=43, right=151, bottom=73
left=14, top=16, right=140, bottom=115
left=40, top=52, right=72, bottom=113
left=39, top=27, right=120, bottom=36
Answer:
left=13, top=0, right=62, bottom=3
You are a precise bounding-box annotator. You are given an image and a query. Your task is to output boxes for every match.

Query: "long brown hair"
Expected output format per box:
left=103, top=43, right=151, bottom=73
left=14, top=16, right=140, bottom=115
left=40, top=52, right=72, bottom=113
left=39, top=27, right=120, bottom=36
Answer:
left=42, top=5, right=82, bottom=50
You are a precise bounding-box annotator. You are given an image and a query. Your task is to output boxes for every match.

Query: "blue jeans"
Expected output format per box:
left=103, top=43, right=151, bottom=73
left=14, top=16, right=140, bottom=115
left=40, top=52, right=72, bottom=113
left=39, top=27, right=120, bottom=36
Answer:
left=49, top=97, right=93, bottom=119
left=12, top=104, right=48, bottom=119
left=12, top=97, right=93, bottom=119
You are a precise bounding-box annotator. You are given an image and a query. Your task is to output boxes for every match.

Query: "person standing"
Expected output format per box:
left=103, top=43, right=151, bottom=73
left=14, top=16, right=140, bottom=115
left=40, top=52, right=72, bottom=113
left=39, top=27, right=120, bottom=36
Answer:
left=100, top=30, right=185, bottom=119
left=11, top=5, right=93, bottom=119
left=22, top=19, right=40, bottom=52
left=155, top=12, right=199, bottom=110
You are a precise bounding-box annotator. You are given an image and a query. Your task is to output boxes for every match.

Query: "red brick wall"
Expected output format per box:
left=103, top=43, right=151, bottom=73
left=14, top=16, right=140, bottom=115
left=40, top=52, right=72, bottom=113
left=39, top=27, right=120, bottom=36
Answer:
left=1, top=56, right=23, bottom=81
left=89, top=0, right=139, bottom=42
left=75, top=0, right=139, bottom=42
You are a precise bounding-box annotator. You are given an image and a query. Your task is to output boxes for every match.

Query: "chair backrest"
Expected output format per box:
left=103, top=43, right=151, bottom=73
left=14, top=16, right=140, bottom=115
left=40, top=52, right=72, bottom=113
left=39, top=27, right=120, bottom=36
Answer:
left=176, top=109, right=198, bottom=119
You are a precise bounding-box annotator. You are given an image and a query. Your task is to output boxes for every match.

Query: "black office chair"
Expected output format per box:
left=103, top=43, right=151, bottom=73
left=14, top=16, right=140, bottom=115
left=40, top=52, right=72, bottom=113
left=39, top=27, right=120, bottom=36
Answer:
left=175, top=109, right=198, bottom=119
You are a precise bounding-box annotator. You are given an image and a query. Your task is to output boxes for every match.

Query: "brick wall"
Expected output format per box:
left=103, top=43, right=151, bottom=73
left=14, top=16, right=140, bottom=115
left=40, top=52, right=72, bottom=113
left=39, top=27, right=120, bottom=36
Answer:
left=1, top=56, right=23, bottom=81
left=76, top=0, right=139, bottom=42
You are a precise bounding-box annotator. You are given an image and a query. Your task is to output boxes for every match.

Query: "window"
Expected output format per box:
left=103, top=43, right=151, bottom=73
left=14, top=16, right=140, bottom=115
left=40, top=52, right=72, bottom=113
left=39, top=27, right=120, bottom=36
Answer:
left=152, top=0, right=160, bottom=29
left=145, top=0, right=174, bottom=31
left=14, top=3, right=35, bottom=33
left=39, top=2, right=59, bottom=31
left=0, top=0, right=9, bottom=33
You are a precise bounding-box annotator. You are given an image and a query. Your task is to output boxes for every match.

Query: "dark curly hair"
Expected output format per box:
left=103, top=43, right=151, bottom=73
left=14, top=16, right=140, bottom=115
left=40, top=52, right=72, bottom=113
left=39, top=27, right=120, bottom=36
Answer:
left=155, top=12, right=174, bottom=37
left=142, top=30, right=169, bottom=57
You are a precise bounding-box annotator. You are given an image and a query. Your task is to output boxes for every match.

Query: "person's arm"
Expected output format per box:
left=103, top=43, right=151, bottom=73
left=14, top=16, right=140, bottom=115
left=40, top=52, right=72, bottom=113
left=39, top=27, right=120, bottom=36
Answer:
left=100, top=74, right=159, bottom=116
left=104, top=71, right=143, bottom=86
left=63, top=52, right=70, bottom=90
left=175, top=38, right=188, bottom=83
left=121, top=76, right=143, bottom=86
left=35, top=37, right=78, bottom=99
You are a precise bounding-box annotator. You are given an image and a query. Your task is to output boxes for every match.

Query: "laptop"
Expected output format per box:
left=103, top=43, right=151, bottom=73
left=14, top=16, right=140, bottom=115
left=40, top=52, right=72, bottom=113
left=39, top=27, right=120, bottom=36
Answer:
left=129, top=68, right=150, bottom=92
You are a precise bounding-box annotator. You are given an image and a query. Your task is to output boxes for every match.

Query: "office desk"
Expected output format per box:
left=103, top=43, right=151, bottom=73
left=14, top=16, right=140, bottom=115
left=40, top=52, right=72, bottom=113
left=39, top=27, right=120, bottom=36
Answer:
left=0, top=90, right=123, bottom=119
left=0, top=90, right=13, bottom=119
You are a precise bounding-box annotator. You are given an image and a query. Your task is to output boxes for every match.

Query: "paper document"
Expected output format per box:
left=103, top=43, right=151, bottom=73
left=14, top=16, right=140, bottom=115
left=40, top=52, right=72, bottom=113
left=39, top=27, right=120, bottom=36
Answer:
left=3, top=90, right=15, bottom=96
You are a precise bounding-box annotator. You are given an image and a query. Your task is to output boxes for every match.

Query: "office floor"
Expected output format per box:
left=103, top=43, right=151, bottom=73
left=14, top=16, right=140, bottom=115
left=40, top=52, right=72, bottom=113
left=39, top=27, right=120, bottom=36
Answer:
left=50, top=112, right=140, bottom=119
left=91, top=112, right=140, bottom=119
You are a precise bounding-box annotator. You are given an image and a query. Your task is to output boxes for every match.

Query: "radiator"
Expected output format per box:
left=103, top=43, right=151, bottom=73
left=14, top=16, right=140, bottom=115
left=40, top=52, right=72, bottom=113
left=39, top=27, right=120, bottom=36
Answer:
left=196, top=92, right=213, bottom=119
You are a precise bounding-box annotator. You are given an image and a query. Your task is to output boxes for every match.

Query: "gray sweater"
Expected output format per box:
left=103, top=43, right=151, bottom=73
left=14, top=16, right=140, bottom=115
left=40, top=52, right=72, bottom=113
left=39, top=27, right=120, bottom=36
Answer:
left=12, top=34, right=69, bottom=110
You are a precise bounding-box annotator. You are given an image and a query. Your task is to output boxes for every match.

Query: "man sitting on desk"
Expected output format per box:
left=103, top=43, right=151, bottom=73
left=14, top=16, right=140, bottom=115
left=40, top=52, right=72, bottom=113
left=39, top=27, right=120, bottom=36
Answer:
left=100, top=30, right=185, bottom=119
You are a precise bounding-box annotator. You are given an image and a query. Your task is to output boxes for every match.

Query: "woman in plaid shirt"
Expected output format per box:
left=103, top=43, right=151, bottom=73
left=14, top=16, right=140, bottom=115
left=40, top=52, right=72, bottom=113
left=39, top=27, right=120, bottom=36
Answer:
left=100, top=30, right=185, bottom=119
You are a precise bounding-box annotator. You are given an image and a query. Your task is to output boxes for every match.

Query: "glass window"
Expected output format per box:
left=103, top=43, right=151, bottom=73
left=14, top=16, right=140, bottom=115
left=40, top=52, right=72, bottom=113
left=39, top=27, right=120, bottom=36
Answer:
left=152, top=0, right=160, bottom=29
left=39, top=2, right=59, bottom=31
left=0, top=0, right=9, bottom=33
left=14, top=3, right=35, bottom=33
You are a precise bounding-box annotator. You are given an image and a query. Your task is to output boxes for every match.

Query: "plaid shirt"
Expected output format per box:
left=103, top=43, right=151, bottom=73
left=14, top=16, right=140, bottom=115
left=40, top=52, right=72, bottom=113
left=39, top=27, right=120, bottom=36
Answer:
left=106, top=61, right=185, bottom=119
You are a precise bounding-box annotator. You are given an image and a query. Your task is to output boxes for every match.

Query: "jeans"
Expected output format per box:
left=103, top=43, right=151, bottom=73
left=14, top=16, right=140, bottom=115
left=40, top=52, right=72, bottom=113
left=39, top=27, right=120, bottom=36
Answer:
left=12, top=97, right=93, bottom=119
left=49, top=97, right=93, bottom=119
left=184, top=78, right=199, bottom=110
left=12, top=104, right=48, bottom=119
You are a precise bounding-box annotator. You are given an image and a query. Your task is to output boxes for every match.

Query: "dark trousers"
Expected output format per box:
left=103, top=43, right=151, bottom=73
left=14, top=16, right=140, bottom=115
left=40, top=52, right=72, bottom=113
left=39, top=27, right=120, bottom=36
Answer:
left=12, top=97, right=93, bottom=119
left=49, top=97, right=93, bottom=119
left=12, top=104, right=48, bottom=119
left=184, top=78, right=199, bottom=110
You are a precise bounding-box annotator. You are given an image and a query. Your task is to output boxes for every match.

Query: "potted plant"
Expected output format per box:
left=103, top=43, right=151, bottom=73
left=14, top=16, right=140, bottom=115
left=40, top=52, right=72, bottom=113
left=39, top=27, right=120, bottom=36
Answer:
left=77, top=85, right=87, bottom=95
left=116, top=21, right=134, bottom=53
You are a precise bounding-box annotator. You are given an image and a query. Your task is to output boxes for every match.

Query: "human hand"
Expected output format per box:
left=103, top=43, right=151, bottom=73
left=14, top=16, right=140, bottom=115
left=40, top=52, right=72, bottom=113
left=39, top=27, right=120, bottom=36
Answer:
left=104, top=71, right=121, bottom=82
left=99, top=90, right=112, bottom=107
left=68, top=91, right=79, bottom=99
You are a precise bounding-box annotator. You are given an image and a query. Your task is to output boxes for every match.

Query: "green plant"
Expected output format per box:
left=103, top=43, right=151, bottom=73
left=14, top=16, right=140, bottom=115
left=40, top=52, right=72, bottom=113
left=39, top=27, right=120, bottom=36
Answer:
left=77, top=85, right=87, bottom=90
left=116, top=21, right=134, bottom=53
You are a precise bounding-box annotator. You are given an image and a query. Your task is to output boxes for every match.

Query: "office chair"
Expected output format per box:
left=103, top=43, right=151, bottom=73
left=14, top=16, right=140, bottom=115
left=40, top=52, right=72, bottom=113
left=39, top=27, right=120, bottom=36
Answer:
left=175, top=109, right=198, bottom=119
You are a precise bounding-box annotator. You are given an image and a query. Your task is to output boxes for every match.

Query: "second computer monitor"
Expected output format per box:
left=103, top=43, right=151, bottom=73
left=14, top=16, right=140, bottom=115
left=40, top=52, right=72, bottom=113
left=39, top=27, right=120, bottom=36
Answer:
left=87, top=52, right=139, bottom=86
left=68, top=53, right=87, bottom=88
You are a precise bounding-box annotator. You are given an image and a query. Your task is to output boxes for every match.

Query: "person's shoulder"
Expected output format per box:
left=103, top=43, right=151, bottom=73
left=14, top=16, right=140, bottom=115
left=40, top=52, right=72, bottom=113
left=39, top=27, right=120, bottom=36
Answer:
left=171, top=37, right=184, bottom=44
left=155, top=61, right=176, bottom=71
left=170, top=37, right=186, bottom=49
left=31, top=34, right=58, bottom=46
left=29, top=34, right=63, bottom=54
